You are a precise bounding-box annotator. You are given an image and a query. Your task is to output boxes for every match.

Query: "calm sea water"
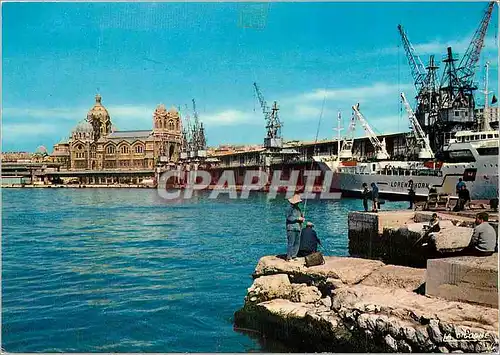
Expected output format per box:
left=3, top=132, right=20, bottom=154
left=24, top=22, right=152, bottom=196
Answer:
left=2, top=188, right=407, bottom=352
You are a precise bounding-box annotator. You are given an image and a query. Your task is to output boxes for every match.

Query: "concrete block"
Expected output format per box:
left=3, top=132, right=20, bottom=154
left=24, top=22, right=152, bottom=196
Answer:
left=426, top=254, right=498, bottom=308
left=433, top=226, right=473, bottom=252
left=377, top=211, right=416, bottom=234
left=414, top=211, right=475, bottom=226
left=348, top=211, right=415, bottom=260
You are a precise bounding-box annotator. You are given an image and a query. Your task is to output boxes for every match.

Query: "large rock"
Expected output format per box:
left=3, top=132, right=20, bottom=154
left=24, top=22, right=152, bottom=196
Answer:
left=360, top=264, right=426, bottom=291
left=236, top=255, right=499, bottom=353
left=234, top=299, right=355, bottom=352
left=414, top=211, right=475, bottom=227
left=432, top=227, right=473, bottom=252
left=290, top=284, right=322, bottom=303
left=246, top=274, right=292, bottom=304
left=332, top=284, right=498, bottom=333
left=254, top=255, right=384, bottom=284
left=426, top=254, right=498, bottom=308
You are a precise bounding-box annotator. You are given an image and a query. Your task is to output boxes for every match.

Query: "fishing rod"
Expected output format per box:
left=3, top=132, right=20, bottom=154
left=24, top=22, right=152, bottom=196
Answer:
left=302, top=93, right=327, bottom=220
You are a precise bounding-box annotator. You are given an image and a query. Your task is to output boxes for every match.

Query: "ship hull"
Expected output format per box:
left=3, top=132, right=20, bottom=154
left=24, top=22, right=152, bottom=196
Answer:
left=321, top=162, right=499, bottom=201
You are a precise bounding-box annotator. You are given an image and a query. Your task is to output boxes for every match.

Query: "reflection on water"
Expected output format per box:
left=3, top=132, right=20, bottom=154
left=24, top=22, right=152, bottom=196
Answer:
left=2, top=188, right=407, bottom=352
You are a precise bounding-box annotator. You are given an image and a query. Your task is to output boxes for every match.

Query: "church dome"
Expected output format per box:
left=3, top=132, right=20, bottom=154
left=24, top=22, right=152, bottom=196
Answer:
left=36, top=145, right=48, bottom=154
left=87, top=94, right=110, bottom=122
left=154, top=104, right=167, bottom=114
left=73, top=120, right=93, bottom=133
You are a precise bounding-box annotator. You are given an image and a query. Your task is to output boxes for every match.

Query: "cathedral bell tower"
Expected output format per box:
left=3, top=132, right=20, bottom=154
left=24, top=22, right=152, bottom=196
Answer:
left=86, top=94, right=112, bottom=141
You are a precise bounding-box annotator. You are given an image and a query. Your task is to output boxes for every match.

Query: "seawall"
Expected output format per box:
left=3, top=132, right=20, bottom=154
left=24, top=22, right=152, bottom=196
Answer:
left=234, top=255, right=499, bottom=353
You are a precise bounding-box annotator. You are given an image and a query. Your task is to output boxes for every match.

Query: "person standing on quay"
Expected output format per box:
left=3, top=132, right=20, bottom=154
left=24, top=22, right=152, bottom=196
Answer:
left=361, top=183, right=370, bottom=212
left=285, top=194, right=304, bottom=261
left=408, top=179, right=416, bottom=210
left=371, top=182, right=379, bottom=212
left=456, top=178, right=465, bottom=195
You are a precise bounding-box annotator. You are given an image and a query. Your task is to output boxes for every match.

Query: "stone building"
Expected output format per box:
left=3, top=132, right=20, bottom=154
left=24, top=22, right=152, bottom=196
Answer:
left=51, top=94, right=182, bottom=172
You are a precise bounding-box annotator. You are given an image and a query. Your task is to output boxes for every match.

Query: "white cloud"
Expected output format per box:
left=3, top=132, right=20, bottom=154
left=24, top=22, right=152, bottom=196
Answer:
left=2, top=123, right=59, bottom=137
left=2, top=105, right=154, bottom=122
left=107, top=105, right=153, bottom=119
left=2, top=104, right=267, bottom=134
left=376, top=36, right=497, bottom=57
left=414, top=36, right=497, bottom=56
left=200, top=109, right=262, bottom=126
left=293, top=105, right=326, bottom=117
left=2, top=107, right=87, bottom=121
left=294, top=82, right=413, bottom=103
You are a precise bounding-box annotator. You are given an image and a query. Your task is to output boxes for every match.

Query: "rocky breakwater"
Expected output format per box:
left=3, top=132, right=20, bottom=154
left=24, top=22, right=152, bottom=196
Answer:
left=348, top=211, right=498, bottom=267
left=234, top=255, right=499, bottom=353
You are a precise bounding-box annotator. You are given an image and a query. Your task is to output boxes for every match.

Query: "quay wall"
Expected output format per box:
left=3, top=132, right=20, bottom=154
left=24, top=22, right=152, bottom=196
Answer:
left=348, top=210, right=498, bottom=267
left=234, top=255, right=499, bottom=353
left=2, top=184, right=155, bottom=189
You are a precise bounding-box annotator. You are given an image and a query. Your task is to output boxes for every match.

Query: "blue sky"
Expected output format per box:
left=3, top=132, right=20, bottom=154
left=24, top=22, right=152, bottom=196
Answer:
left=2, top=1, right=498, bottom=152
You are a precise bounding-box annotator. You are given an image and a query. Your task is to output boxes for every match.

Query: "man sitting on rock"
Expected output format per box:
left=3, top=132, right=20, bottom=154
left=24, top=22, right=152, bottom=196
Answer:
left=418, top=213, right=441, bottom=248
left=464, top=212, right=497, bottom=256
left=297, top=222, right=322, bottom=257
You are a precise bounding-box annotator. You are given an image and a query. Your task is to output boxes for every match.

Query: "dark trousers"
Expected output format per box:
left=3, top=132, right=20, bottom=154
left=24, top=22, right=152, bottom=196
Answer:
left=363, top=199, right=368, bottom=212
left=286, top=230, right=301, bottom=259
left=409, top=192, right=415, bottom=209
left=461, top=245, right=494, bottom=257
left=454, top=198, right=468, bottom=211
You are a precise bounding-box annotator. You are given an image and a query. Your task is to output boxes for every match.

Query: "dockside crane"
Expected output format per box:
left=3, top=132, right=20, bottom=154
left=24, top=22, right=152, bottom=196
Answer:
left=401, top=92, right=434, bottom=159
left=436, top=1, right=495, bottom=144
left=397, top=24, right=427, bottom=93
left=398, top=24, right=441, bottom=147
left=253, top=82, right=283, bottom=149
left=457, top=1, right=495, bottom=91
left=351, top=104, right=390, bottom=160
left=191, top=99, right=206, bottom=152
left=398, top=2, right=495, bottom=151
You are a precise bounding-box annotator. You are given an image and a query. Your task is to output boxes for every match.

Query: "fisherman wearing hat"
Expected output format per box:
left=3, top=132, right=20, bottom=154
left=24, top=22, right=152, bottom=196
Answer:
left=298, top=221, right=322, bottom=257
left=285, top=193, right=305, bottom=261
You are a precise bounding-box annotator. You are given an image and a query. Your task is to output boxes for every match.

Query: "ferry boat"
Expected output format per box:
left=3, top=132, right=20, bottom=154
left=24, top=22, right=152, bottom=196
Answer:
left=314, top=129, right=499, bottom=200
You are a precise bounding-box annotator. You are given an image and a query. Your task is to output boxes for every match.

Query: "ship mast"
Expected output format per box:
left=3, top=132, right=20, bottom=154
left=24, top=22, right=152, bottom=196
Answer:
left=333, top=111, right=342, bottom=161
left=481, top=61, right=491, bottom=131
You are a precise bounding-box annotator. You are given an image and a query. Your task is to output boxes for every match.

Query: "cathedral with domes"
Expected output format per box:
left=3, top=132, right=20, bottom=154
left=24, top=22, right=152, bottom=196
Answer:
left=51, top=94, right=183, bottom=174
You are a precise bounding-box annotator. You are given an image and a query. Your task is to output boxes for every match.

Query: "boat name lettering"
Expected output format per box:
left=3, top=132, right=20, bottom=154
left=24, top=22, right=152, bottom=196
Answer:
left=389, top=181, right=429, bottom=189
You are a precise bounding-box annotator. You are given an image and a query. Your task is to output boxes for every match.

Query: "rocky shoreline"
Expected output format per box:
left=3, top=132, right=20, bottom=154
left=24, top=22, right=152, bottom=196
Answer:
left=234, top=255, right=499, bottom=353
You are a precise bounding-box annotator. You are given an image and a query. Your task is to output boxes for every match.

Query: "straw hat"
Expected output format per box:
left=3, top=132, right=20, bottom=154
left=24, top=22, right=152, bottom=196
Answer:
left=288, top=194, right=303, bottom=204
left=306, top=221, right=314, bottom=227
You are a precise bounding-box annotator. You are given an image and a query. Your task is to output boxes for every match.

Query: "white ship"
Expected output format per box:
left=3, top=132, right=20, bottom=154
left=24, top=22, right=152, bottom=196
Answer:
left=314, top=92, right=499, bottom=201
left=315, top=130, right=498, bottom=200
left=314, top=5, right=499, bottom=201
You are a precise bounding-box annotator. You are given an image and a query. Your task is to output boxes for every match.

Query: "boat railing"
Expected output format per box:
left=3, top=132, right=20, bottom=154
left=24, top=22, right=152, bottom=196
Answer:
left=377, top=168, right=443, bottom=177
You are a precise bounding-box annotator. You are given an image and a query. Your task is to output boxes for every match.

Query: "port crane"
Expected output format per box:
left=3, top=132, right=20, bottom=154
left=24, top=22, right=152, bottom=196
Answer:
left=397, top=24, right=427, bottom=94
left=191, top=99, right=207, bottom=151
left=338, top=110, right=357, bottom=160
left=398, top=25, right=441, bottom=130
left=253, top=82, right=283, bottom=149
left=182, top=104, right=192, bottom=155
left=398, top=1, right=495, bottom=151
left=400, top=92, right=434, bottom=159
left=351, top=103, right=390, bottom=160
left=457, top=2, right=495, bottom=90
